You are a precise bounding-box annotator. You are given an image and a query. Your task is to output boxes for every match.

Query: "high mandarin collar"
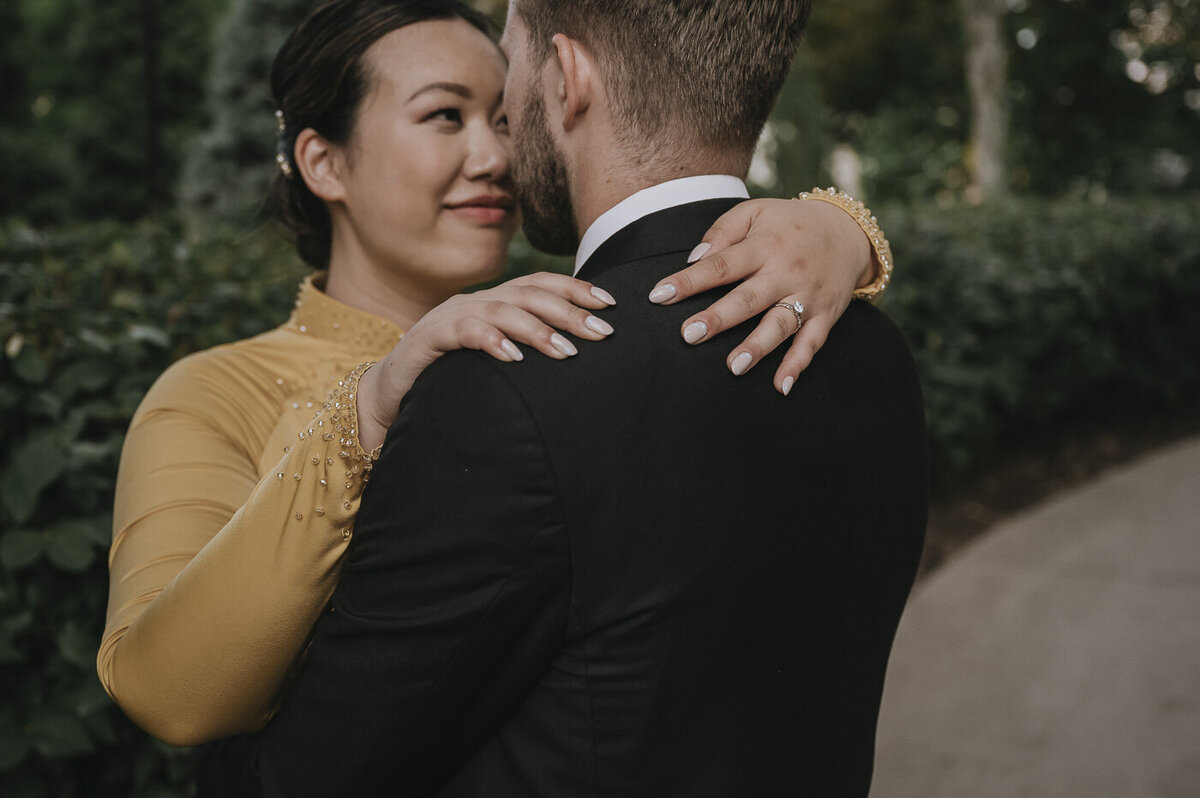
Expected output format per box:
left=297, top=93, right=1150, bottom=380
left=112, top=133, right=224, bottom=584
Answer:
left=284, top=273, right=405, bottom=357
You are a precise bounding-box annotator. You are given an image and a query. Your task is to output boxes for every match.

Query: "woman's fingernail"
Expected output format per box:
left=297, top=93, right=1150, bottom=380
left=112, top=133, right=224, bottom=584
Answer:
left=730, top=352, right=753, bottom=376
left=591, top=286, right=617, bottom=306
left=585, top=316, right=615, bottom=336
left=551, top=333, right=578, bottom=357
left=501, top=339, right=524, bottom=362
left=683, top=321, right=709, bottom=344
left=648, top=284, right=677, bottom=304
left=687, top=242, right=712, bottom=264
left=782, top=376, right=795, bottom=396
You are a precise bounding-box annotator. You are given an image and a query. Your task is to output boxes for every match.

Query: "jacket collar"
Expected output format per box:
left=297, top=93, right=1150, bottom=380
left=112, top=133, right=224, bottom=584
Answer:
left=576, top=198, right=745, bottom=284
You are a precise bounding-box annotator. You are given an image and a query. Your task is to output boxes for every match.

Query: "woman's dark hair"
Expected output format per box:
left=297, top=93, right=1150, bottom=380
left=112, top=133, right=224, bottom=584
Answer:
left=270, top=0, right=494, bottom=268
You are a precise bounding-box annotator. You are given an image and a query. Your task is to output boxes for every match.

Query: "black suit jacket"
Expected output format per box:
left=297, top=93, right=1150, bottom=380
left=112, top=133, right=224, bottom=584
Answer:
left=200, top=198, right=928, bottom=797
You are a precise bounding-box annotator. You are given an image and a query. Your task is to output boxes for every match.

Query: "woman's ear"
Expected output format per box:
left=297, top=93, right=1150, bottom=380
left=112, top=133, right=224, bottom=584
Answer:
left=294, top=128, right=347, bottom=202
left=551, top=33, right=593, bottom=131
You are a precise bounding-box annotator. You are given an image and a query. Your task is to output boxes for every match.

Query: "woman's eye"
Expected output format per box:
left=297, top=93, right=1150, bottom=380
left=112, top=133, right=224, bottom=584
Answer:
left=495, top=115, right=510, bottom=133
left=428, top=108, right=463, bottom=124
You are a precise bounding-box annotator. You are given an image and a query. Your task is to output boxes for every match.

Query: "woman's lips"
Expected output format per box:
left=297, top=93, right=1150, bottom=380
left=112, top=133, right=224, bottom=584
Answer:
left=446, top=196, right=515, bottom=226
left=450, top=205, right=511, bottom=225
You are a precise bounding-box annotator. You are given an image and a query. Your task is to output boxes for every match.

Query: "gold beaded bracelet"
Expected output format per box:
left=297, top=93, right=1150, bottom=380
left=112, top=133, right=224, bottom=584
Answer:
left=323, top=361, right=384, bottom=467
left=797, top=187, right=894, bottom=302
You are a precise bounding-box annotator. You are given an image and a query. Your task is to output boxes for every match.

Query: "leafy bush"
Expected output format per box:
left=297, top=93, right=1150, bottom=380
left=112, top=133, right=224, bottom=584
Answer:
left=0, top=219, right=305, bottom=798
left=2, top=0, right=228, bottom=224
left=880, top=195, right=1200, bottom=484
left=1, top=196, right=1198, bottom=795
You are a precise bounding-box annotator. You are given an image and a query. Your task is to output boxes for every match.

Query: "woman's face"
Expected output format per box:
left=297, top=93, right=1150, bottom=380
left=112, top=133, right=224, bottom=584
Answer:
left=331, top=19, right=517, bottom=295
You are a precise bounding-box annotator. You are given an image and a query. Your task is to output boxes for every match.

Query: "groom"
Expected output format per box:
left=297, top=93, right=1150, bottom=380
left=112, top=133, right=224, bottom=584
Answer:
left=202, top=1, right=927, bottom=795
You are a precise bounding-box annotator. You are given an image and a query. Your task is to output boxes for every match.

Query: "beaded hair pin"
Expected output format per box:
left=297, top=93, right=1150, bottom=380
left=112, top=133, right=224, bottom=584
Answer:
left=275, top=109, right=294, bottom=178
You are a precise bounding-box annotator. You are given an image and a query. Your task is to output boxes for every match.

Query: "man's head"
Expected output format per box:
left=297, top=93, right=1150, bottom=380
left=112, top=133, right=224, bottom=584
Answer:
left=501, top=0, right=812, bottom=254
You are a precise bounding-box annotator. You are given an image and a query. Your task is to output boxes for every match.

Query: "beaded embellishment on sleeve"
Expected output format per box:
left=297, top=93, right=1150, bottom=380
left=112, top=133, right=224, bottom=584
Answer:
left=275, top=362, right=381, bottom=543
left=322, top=361, right=382, bottom=470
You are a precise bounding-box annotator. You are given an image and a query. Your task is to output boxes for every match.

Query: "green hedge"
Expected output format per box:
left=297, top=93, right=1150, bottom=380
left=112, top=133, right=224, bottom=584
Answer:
left=0, top=220, right=306, bottom=798
left=1, top=196, right=1198, bottom=795
left=879, top=196, right=1200, bottom=483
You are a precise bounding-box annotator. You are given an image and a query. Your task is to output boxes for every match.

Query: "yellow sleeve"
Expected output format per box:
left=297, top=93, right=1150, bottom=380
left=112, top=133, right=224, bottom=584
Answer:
left=98, top=358, right=379, bottom=746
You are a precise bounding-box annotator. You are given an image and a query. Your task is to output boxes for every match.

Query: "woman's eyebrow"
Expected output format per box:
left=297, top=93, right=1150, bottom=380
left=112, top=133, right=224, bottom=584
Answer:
left=408, top=82, right=472, bottom=102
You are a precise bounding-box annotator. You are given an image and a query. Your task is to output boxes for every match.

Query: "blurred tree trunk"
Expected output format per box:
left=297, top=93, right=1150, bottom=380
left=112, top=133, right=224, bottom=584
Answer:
left=960, top=0, right=1009, bottom=199
left=141, top=0, right=166, bottom=209
left=0, top=2, right=28, bottom=215
left=179, top=0, right=311, bottom=227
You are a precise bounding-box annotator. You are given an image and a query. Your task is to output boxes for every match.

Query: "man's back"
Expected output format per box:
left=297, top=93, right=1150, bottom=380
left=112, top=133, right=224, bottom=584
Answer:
left=198, top=199, right=925, bottom=798
left=421, top=199, right=928, bottom=795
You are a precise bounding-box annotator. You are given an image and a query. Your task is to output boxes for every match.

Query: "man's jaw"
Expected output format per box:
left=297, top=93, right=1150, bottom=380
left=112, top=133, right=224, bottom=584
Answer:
left=512, top=95, right=580, bottom=256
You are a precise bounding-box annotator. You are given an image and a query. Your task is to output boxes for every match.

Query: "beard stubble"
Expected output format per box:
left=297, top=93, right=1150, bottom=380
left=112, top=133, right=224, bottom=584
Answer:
left=512, top=85, right=580, bottom=257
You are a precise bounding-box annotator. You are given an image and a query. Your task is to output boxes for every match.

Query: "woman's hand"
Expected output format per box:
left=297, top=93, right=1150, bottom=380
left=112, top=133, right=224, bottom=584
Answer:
left=649, top=197, right=876, bottom=395
left=356, top=273, right=616, bottom=451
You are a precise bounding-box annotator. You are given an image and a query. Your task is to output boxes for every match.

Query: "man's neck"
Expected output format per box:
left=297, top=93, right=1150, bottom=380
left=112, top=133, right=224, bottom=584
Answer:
left=569, top=147, right=748, bottom=237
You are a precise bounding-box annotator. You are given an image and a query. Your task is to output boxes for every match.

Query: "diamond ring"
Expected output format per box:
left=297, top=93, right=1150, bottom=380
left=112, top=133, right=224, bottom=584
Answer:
left=772, top=300, right=806, bottom=335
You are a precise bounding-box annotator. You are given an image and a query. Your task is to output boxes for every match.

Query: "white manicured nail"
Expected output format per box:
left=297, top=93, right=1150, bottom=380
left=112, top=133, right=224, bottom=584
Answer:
left=683, top=321, right=708, bottom=344
left=782, top=376, right=795, bottom=396
left=590, top=286, right=617, bottom=306
left=688, top=242, right=712, bottom=263
left=585, top=316, right=614, bottom=336
left=500, top=339, right=524, bottom=361
left=648, top=284, right=677, bottom=304
left=551, top=333, right=578, bottom=357
left=730, top=352, right=753, bottom=376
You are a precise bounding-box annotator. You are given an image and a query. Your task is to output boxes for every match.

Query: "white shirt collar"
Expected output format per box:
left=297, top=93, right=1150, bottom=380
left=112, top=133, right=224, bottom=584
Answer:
left=573, top=175, right=749, bottom=275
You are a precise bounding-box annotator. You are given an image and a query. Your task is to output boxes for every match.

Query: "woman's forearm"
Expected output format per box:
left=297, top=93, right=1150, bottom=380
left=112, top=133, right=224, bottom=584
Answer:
left=99, top=363, right=377, bottom=746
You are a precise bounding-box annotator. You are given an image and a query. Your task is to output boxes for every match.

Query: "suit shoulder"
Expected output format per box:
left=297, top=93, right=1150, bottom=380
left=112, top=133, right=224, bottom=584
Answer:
left=828, top=301, right=915, bottom=367
left=839, top=299, right=907, bottom=339
left=400, top=348, right=543, bottom=428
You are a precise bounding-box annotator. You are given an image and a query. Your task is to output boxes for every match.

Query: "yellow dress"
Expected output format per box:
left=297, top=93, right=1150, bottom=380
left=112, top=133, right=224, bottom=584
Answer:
left=98, top=274, right=402, bottom=746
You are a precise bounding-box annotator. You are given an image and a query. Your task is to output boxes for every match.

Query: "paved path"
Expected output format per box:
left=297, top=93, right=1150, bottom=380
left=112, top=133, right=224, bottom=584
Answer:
left=871, top=436, right=1200, bottom=798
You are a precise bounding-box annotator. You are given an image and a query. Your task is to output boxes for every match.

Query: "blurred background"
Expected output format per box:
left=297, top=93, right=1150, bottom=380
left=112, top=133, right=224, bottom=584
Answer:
left=0, top=1, right=1197, bottom=795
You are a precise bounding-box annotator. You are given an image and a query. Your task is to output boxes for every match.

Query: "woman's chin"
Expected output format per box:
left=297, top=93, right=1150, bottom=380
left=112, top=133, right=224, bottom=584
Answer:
left=469, top=258, right=509, bottom=286
left=430, top=253, right=509, bottom=292
left=443, top=231, right=516, bottom=279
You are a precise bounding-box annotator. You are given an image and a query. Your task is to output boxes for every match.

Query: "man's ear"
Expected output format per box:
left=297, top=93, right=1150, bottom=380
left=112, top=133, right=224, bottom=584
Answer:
left=294, top=128, right=347, bottom=202
left=551, top=33, right=593, bottom=131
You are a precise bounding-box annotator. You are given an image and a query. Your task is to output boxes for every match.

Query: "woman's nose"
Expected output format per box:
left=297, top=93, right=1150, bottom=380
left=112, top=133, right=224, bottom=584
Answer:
left=464, top=127, right=511, bottom=181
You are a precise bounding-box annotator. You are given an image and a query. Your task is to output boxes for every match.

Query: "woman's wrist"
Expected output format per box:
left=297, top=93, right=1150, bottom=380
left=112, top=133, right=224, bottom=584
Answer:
left=796, top=187, right=894, bottom=302
left=350, top=362, right=390, bottom=455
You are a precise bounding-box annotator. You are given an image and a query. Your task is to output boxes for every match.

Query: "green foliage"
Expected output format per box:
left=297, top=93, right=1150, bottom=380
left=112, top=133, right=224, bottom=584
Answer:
left=0, top=218, right=305, bottom=797
left=7, top=0, right=1197, bottom=224
left=808, top=0, right=966, bottom=117
left=751, top=61, right=834, bottom=194
left=178, top=0, right=312, bottom=227
left=806, top=0, right=1200, bottom=201
left=2, top=0, right=230, bottom=223
left=1008, top=0, right=1200, bottom=194
left=805, top=0, right=970, bottom=201
left=879, top=195, right=1200, bottom=484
